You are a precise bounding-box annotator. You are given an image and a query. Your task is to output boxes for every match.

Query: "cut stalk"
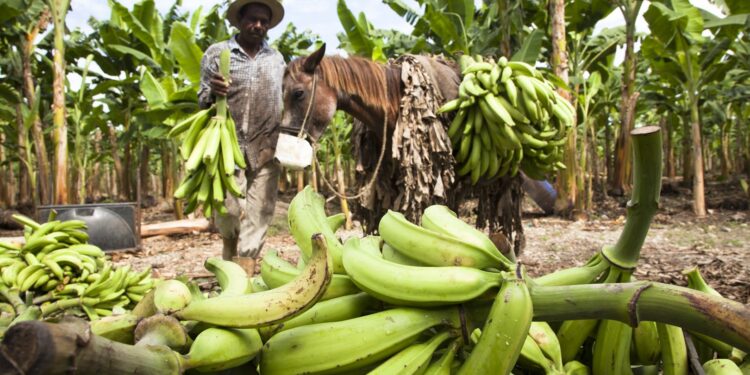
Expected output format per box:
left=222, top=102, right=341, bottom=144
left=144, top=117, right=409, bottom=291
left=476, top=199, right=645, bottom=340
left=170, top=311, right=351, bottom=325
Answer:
left=603, top=126, right=662, bottom=269
left=530, top=281, right=750, bottom=352
left=0, top=319, right=183, bottom=374
left=217, top=49, right=230, bottom=120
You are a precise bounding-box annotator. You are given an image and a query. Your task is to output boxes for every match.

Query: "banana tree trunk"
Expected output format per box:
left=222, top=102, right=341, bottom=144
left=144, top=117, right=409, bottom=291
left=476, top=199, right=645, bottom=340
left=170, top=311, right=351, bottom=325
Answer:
left=51, top=0, right=70, bottom=204
left=122, top=113, right=132, bottom=201
left=297, top=171, right=304, bottom=193
left=498, top=0, right=512, bottom=57
left=587, top=118, right=597, bottom=209
left=74, top=126, right=88, bottom=204
left=739, top=105, right=750, bottom=177
left=334, top=154, right=353, bottom=230
left=550, top=0, right=577, bottom=217
left=719, top=117, right=732, bottom=180
left=688, top=92, right=706, bottom=217
left=14, top=104, right=30, bottom=207
left=681, top=114, right=693, bottom=185
left=139, top=145, right=150, bottom=204
left=107, top=125, right=123, bottom=200
left=0, top=133, right=8, bottom=208
left=311, top=161, right=319, bottom=192
left=21, top=13, right=51, bottom=206
left=88, top=129, right=102, bottom=201
left=611, top=0, right=642, bottom=197
left=664, top=116, right=676, bottom=181
left=605, top=113, right=612, bottom=189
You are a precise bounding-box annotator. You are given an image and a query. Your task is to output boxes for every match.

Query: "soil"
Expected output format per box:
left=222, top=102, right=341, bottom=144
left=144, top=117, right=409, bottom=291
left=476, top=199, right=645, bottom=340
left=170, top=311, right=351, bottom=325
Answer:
left=2, top=177, right=748, bottom=304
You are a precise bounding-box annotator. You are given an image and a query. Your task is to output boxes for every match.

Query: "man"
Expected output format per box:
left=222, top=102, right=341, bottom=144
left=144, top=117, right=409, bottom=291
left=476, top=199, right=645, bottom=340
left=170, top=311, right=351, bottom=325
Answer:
left=198, top=0, right=286, bottom=274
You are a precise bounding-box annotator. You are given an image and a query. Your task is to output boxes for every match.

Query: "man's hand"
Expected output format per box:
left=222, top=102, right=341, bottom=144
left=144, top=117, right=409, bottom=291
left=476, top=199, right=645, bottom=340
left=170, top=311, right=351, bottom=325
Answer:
left=210, top=72, right=230, bottom=97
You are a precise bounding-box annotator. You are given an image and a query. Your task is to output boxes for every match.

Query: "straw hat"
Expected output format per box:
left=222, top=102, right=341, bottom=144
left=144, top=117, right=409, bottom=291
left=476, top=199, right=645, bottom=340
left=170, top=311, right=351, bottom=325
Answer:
left=227, top=0, right=284, bottom=29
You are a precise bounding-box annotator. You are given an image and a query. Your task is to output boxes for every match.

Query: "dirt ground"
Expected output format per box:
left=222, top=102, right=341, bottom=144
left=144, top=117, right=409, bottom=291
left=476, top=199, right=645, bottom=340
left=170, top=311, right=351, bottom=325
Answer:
left=5, top=177, right=747, bottom=304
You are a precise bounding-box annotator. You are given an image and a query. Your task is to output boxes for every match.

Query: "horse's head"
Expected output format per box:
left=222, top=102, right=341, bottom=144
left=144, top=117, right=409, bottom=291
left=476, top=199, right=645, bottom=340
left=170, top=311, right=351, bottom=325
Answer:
left=281, top=44, right=336, bottom=141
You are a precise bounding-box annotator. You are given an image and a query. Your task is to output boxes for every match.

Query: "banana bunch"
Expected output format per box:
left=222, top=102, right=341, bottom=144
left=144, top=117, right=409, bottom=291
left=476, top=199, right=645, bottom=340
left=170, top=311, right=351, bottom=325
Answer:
left=169, top=49, right=245, bottom=218
left=439, top=55, right=575, bottom=184
left=0, top=214, right=154, bottom=324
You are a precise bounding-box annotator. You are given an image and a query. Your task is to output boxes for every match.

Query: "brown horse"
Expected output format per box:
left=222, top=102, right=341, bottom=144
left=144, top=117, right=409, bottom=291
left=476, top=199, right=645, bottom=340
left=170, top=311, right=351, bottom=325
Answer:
left=280, top=44, right=461, bottom=140
left=281, top=45, right=523, bottom=255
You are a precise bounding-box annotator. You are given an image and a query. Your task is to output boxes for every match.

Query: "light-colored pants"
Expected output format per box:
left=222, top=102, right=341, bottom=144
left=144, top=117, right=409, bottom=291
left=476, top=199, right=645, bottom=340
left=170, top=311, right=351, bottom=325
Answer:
left=215, top=161, right=281, bottom=259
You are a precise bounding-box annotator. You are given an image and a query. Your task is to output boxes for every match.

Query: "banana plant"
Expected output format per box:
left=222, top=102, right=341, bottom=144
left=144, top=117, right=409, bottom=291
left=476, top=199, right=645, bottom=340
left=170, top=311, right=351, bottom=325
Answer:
left=643, top=0, right=738, bottom=216
left=316, top=112, right=354, bottom=229
left=272, top=23, right=323, bottom=63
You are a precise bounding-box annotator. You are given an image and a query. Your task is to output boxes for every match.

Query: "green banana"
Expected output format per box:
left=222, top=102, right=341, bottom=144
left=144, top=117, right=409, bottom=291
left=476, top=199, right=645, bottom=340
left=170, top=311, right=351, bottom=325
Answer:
left=342, top=239, right=503, bottom=306
left=518, top=331, right=558, bottom=373
left=369, top=330, right=453, bottom=375
left=564, top=360, right=591, bottom=375
left=174, top=234, right=332, bottom=328
left=381, top=243, right=427, bottom=266
left=457, top=271, right=533, bottom=375
left=424, top=338, right=461, bottom=375
left=534, top=252, right=610, bottom=287
left=327, top=213, right=347, bottom=232
left=260, top=249, right=359, bottom=301
left=258, top=293, right=375, bottom=341
left=379, top=210, right=507, bottom=269
left=658, top=323, right=689, bottom=375
left=287, top=186, right=345, bottom=273
left=703, top=359, right=743, bottom=375
left=632, top=321, right=661, bottom=365
left=259, top=306, right=461, bottom=375
left=204, top=257, right=249, bottom=296
left=529, top=321, right=564, bottom=371
left=420, top=205, right=510, bottom=269
left=592, top=319, right=633, bottom=375
left=182, top=327, right=263, bottom=372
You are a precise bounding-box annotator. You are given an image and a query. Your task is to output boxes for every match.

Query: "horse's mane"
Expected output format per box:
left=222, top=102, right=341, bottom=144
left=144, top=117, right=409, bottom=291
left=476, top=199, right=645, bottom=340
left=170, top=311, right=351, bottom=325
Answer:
left=288, top=55, right=401, bottom=124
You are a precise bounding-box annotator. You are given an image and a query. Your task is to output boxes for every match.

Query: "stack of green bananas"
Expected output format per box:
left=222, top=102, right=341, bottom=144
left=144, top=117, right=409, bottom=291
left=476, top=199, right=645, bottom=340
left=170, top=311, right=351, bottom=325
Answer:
left=439, top=55, right=575, bottom=184
left=169, top=49, right=245, bottom=218
left=10, top=185, right=750, bottom=374
left=0, top=213, right=154, bottom=326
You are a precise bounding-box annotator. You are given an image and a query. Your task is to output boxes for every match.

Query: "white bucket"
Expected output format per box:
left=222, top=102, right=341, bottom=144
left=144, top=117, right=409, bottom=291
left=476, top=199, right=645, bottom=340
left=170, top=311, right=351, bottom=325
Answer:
left=274, top=133, right=313, bottom=170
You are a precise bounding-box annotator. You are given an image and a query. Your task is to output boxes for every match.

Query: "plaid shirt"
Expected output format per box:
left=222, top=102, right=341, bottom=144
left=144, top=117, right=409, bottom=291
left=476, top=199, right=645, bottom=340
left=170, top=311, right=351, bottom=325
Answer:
left=198, top=36, right=286, bottom=171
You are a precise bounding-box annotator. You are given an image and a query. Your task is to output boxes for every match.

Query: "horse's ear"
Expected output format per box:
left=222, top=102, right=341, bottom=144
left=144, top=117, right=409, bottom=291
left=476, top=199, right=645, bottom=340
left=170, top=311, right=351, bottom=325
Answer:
left=303, top=43, right=326, bottom=74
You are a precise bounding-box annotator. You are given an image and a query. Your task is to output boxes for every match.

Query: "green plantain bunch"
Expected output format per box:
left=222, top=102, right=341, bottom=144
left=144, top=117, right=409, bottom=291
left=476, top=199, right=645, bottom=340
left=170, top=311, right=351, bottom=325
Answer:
left=0, top=213, right=154, bottom=332
left=169, top=49, right=246, bottom=218
left=439, top=55, right=575, bottom=184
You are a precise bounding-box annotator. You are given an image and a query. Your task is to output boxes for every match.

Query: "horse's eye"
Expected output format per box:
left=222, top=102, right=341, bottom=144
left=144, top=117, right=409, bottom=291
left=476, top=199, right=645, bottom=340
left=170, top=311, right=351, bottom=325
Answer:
left=293, top=90, right=304, bottom=100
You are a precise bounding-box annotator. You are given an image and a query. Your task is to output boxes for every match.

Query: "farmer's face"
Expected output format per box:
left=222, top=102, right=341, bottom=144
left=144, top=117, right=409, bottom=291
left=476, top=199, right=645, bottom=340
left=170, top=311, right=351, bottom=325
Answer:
left=238, top=3, right=271, bottom=43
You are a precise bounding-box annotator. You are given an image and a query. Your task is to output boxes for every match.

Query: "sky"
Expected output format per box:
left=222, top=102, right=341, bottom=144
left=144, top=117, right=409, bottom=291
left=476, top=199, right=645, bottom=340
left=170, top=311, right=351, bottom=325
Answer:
left=65, top=0, right=725, bottom=54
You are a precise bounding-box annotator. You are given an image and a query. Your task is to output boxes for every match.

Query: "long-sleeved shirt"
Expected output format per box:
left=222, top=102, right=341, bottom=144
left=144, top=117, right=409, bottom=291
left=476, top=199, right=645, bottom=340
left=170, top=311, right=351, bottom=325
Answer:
left=198, top=36, right=286, bottom=171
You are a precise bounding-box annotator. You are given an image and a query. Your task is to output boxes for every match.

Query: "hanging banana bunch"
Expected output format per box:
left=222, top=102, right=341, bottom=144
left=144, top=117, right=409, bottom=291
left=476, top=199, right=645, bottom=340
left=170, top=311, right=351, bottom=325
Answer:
left=439, top=55, right=575, bottom=184
left=168, top=49, right=246, bottom=217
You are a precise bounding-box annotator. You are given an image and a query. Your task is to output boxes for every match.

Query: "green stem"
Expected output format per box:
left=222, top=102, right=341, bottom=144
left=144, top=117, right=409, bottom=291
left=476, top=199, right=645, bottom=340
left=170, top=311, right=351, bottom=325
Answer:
left=217, top=49, right=231, bottom=120
left=41, top=297, right=98, bottom=317
left=530, top=281, right=750, bottom=352
left=0, top=284, right=26, bottom=314
left=603, top=126, right=662, bottom=268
